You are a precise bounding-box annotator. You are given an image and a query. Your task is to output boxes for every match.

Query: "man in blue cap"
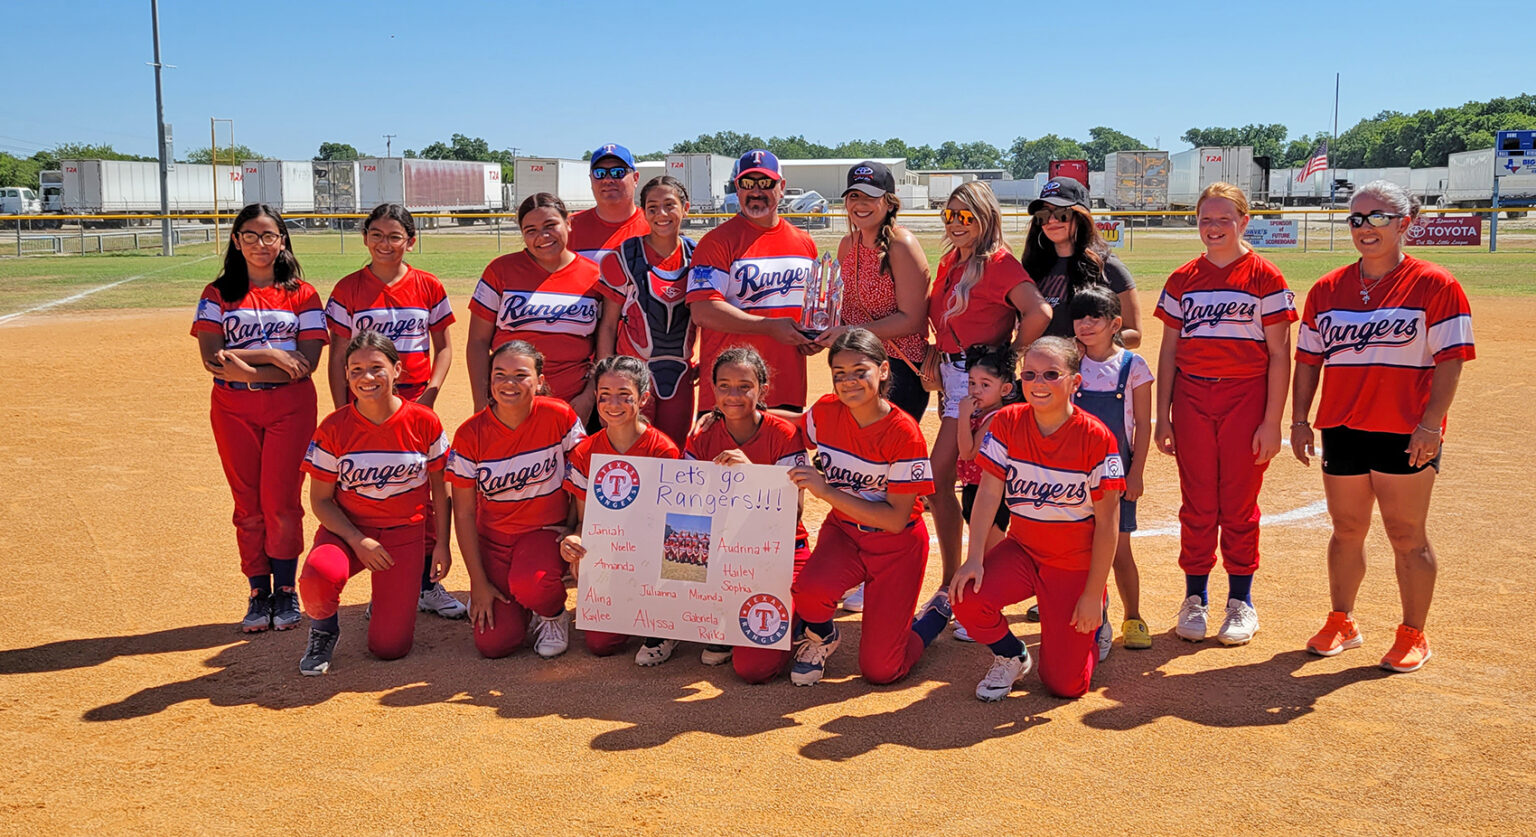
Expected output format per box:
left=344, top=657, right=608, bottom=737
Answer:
left=570, top=142, right=649, bottom=264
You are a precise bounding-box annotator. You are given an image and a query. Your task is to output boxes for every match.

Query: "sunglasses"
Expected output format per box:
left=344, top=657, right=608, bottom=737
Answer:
left=735, top=176, right=778, bottom=191
left=592, top=166, right=631, bottom=180
left=941, top=208, right=977, bottom=226
left=1346, top=211, right=1404, bottom=229
left=1034, top=207, right=1076, bottom=224
left=1019, top=369, right=1066, bottom=382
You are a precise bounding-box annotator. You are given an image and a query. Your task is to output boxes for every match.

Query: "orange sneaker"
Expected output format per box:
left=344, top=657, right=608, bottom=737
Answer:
left=1306, top=611, right=1363, bottom=657
left=1380, top=624, right=1432, bottom=673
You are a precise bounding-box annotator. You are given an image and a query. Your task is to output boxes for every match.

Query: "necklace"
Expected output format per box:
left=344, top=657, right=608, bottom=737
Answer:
left=1358, top=263, right=1396, bottom=304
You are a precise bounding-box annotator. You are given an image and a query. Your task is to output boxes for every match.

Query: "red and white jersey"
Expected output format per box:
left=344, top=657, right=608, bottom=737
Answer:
left=191, top=281, right=327, bottom=357
left=469, top=250, right=621, bottom=402
left=803, top=394, right=933, bottom=529
left=302, top=400, right=449, bottom=529
left=1296, top=255, right=1475, bottom=435
left=326, top=265, right=454, bottom=388
left=1154, top=251, right=1296, bottom=379
left=927, top=249, right=1031, bottom=354
left=685, top=412, right=811, bottom=543
left=686, top=215, right=818, bottom=410
left=564, top=424, right=681, bottom=503
left=978, top=404, right=1125, bottom=572
left=446, top=397, right=585, bottom=540
left=569, top=206, right=649, bottom=265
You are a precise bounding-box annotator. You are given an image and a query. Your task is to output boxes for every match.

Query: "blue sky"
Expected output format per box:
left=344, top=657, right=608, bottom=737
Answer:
left=3, top=0, right=1529, bottom=162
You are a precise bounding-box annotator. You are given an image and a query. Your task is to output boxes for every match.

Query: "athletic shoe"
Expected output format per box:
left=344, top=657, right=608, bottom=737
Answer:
left=1216, top=599, right=1259, bottom=646
left=531, top=610, right=570, bottom=659
left=1024, top=603, right=1041, bottom=623
left=915, top=588, right=953, bottom=626
left=790, top=625, right=841, bottom=686
left=1306, top=611, right=1364, bottom=657
left=635, top=638, right=678, bottom=667
left=1096, top=612, right=1113, bottom=662
left=1122, top=618, right=1153, bottom=650
left=700, top=644, right=733, bottom=666
left=975, top=651, right=1033, bottom=702
left=299, top=628, right=338, bottom=676
left=241, top=591, right=273, bottom=633
left=1175, top=595, right=1208, bottom=642
left=841, top=584, right=865, bottom=613
left=364, top=602, right=371, bottom=621
left=418, top=583, right=468, bottom=619
left=270, top=587, right=302, bottom=632
left=1380, top=624, right=1432, bottom=673
left=953, top=623, right=976, bottom=642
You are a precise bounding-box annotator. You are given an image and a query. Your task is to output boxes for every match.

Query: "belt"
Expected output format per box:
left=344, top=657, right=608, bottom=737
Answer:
left=215, top=378, right=290, bottom=391
left=1180, top=372, right=1225, bottom=383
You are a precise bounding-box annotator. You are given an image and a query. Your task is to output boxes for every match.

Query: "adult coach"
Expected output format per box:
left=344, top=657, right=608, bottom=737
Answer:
left=569, top=143, right=649, bottom=265
left=1021, top=177, right=1142, bottom=345
left=686, top=150, right=818, bottom=412
left=1291, top=180, right=1473, bottom=673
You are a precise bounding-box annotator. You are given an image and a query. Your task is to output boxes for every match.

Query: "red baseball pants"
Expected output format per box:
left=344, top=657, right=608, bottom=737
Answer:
left=299, top=523, right=424, bottom=661
left=1171, top=372, right=1269, bottom=576
left=209, top=379, right=317, bottom=579
left=472, top=528, right=568, bottom=658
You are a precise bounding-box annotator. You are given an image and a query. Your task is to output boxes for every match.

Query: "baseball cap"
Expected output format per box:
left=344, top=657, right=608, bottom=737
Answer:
left=1028, top=176, right=1089, bottom=214
left=734, top=149, right=782, bottom=181
left=843, top=161, right=895, bottom=198
left=589, top=143, right=635, bottom=169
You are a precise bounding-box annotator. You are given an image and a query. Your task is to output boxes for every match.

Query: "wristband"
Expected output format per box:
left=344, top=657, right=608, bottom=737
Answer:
left=1290, top=420, right=1310, bottom=428
left=1415, top=423, right=1442, bottom=435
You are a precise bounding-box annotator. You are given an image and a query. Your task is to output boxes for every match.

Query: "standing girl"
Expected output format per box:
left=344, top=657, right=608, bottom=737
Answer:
left=448, top=341, right=586, bottom=660
left=598, top=176, right=698, bottom=446
left=560, top=356, right=682, bottom=661
left=296, top=332, right=451, bottom=675
left=1070, top=285, right=1155, bottom=654
left=788, top=329, right=945, bottom=687
left=923, top=182, right=1051, bottom=602
left=951, top=345, right=1019, bottom=641
left=192, top=203, right=326, bottom=633
left=1020, top=176, right=1142, bottom=345
left=950, top=337, right=1125, bottom=700
left=685, top=347, right=811, bottom=682
left=1154, top=183, right=1295, bottom=646
left=326, top=203, right=463, bottom=620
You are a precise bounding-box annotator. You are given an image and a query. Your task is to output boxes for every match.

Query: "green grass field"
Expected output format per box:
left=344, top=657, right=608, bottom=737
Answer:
left=2, top=226, right=1533, bottom=319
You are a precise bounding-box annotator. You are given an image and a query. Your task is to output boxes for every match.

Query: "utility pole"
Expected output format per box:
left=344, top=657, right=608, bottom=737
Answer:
left=150, top=0, right=172, bottom=255
left=384, top=134, right=396, bottom=157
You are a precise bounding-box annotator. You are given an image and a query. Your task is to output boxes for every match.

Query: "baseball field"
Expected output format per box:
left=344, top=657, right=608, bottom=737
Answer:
left=0, top=230, right=1531, bottom=835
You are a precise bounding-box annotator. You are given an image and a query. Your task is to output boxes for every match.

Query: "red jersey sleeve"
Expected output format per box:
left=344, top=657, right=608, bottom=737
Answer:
left=1295, top=278, right=1328, bottom=367
left=1255, top=260, right=1299, bottom=327
left=1085, top=417, right=1126, bottom=500
left=468, top=259, right=505, bottom=323
left=1426, top=273, right=1476, bottom=363
left=1152, top=263, right=1192, bottom=331
left=422, top=272, right=456, bottom=332
left=884, top=413, right=934, bottom=495
left=564, top=437, right=593, bottom=502
left=301, top=417, right=342, bottom=482
left=684, top=231, right=731, bottom=304
left=294, top=283, right=329, bottom=342
left=191, top=284, right=225, bottom=337
left=976, top=406, right=1017, bottom=482
left=445, top=418, right=481, bottom=488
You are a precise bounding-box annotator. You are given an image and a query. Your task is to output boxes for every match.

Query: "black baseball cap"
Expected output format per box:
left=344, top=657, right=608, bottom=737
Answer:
left=1028, top=176, right=1089, bottom=213
left=843, top=161, right=895, bottom=198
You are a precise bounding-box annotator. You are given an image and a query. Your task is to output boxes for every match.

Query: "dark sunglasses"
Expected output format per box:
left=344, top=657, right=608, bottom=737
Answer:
left=1346, top=211, right=1403, bottom=229
left=1020, top=369, right=1065, bottom=382
left=592, top=166, right=631, bottom=180
left=735, top=176, right=778, bottom=191
left=941, top=208, right=976, bottom=226
left=1034, top=207, right=1076, bottom=224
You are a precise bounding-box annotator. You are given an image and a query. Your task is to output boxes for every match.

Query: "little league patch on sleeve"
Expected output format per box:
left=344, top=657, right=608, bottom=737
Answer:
left=593, top=460, right=642, bottom=510
left=1106, top=455, right=1125, bottom=479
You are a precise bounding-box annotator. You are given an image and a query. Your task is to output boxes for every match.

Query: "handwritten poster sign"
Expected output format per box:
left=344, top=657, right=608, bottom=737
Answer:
left=577, top=455, right=798, bottom=650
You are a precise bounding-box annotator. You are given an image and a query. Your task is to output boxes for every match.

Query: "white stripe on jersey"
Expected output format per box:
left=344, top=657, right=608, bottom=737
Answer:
left=1163, top=288, right=1266, bottom=341
left=217, top=308, right=302, bottom=350
left=350, top=306, right=432, bottom=354
left=576, top=248, right=615, bottom=264
left=324, top=298, right=353, bottom=333
left=305, top=440, right=339, bottom=475
left=1429, top=313, right=1474, bottom=359
left=427, top=432, right=449, bottom=461
left=332, top=450, right=429, bottom=500
left=427, top=295, right=453, bottom=328
left=1304, top=308, right=1429, bottom=367
left=813, top=443, right=893, bottom=503
left=997, top=459, right=1095, bottom=523
left=776, top=451, right=808, bottom=468
left=711, top=256, right=815, bottom=314
left=449, top=441, right=567, bottom=503
left=478, top=284, right=600, bottom=336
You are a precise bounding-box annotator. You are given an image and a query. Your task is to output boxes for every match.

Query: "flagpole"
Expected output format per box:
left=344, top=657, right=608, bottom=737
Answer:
left=1329, top=72, right=1340, bottom=250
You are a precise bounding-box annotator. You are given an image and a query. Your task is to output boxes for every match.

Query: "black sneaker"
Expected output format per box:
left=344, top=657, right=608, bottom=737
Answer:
left=1025, top=604, right=1041, bottom=623
left=241, top=591, right=273, bottom=633
left=271, top=588, right=302, bottom=631
left=299, top=628, right=338, bottom=676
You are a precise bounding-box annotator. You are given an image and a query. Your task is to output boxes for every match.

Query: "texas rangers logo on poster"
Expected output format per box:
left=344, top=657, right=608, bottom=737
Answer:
left=577, top=455, right=797, bottom=649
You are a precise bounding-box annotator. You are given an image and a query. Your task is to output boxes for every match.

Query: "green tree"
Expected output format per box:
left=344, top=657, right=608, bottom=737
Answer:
left=1081, top=126, right=1146, bottom=169
left=184, top=144, right=267, bottom=164
left=315, top=141, right=360, bottom=161
left=1007, top=134, right=1085, bottom=179
left=1180, top=123, right=1288, bottom=161
left=670, top=131, right=771, bottom=158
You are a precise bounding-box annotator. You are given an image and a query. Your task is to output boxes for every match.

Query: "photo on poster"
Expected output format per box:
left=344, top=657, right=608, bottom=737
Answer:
left=661, top=512, right=712, bottom=583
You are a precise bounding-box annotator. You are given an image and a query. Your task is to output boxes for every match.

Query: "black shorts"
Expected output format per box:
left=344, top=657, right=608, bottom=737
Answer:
left=1320, top=426, right=1441, bottom=476
left=961, top=483, right=1012, bottom=534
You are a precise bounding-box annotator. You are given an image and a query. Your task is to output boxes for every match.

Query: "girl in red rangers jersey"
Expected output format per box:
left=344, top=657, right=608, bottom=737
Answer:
left=1153, top=182, right=1295, bottom=647
left=326, top=203, right=463, bottom=620
left=468, top=193, right=622, bottom=419
left=448, top=340, right=587, bottom=660
left=296, top=332, right=450, bottom=675
left=685, top=346, right=811, bottom=682
left=950, top=337, right=1125, bottom=700
left=192, top=203, right=326, bottom=634
left=560, top=355, right=683, bottom=661
left=788, top=329, right=945, bottom=687
left=1292, top=181, right=1474, bottom=673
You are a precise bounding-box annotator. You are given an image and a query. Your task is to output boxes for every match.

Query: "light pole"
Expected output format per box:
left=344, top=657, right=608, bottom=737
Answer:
left=150, top=0, right=172, bottom=255
left=384, top=134, right=396, bottom=157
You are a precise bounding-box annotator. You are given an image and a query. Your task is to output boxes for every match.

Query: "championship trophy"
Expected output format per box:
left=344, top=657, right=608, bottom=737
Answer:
left=799, top=252, right=843, bottom=337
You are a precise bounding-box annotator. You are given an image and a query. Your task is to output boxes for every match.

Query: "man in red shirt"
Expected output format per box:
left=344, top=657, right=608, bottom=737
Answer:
left=568, top=143, right=649, bottom=264
left=686, top=150, right=819, bottom=411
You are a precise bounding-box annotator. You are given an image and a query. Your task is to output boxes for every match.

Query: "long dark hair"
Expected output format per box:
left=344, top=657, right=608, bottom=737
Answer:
left=214, top=203, right=302, bottom=304
left=1021, top=204, right=1108, bottom=304
left=826, top=327, right=892, bottom=398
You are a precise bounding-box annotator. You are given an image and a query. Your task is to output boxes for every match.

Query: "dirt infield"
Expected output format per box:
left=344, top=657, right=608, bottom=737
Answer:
left=1, top=293, right=1532, bottom=835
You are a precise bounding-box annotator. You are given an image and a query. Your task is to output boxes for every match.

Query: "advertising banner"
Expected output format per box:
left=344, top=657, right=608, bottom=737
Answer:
left=1095, top=219, right=1124, bottom=249
left=1406, top=215, right=1482, bottom=246
left=1242, top=218, right=1299, bottom=248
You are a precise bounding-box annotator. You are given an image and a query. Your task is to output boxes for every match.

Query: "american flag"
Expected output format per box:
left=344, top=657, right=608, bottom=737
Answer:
left=1299, top=140, right=1329, bottom=182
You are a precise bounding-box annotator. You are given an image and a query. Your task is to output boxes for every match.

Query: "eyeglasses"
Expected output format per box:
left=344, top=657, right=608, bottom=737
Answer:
left=942, top=208, right=977, bottom=226
left=1347, top=211, right=1404, bottom=229
left=735, top=176, right=778, bottom=191
left=236, top=231, right=282, bottom=246
left=366, top=232, right=409, bottom=245
left=592, top=166, right=631, bottom=180
left=1034, top=207, right=1076, bottom=224
left=1019, top=369, right=1065, bottom=382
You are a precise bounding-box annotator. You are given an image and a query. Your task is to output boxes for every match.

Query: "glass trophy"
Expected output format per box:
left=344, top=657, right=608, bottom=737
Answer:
left=799, top=252, right=842, bottom=337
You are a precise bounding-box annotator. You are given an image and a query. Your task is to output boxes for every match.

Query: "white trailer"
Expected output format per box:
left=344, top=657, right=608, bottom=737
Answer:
left=664, top=153, right=732, bottom=213
left=357, top=158, right=503, bottom=220
left=1102, top=150, right=1170, bottom=211
left=896, top=183, right=929, bottom=210
left=988, top=179, right=1036, bottom=205
left=58, top=159, right=245, bottom=221
left=1442, top=148, right=1536, bottom=207
left=1410, top=167, right=1449, bottom=203
left=1167, top=146, right=1267, bottom=209
left=923, top=172, right=972, bottom=207
left=241, top=160, right=316, bottom=213
left=311, top=160, right=360, bottom=217
left=513, top=157, right=593, bottom=211
left=1087, top=170, right=1105, bottom=202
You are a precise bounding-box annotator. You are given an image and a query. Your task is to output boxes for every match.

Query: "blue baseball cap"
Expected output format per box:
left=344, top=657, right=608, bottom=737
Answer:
left=589, top=143, right=635, bottom=169
left=734, top=149, right=782, bottom=181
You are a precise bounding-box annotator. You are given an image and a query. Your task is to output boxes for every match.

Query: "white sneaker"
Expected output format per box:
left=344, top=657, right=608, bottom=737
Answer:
left=953, top=623, right=976, bottom=642
left=1175, top=595, right=1209, bottom=642
left=418, top=583, right=468, bottom=619
left=975, top=651, right=1033, bottom=701
left=1096, top=618, right=1113, bottom=662
left=1216, top=599, right=1259, bottom=646
left=841, top=584, right=865, bottom=613
left=790, top=625, right=841, bottom=686
left=531, top=610, right=570, bottom=658
left=635, top=638, right=678, bottom=667
left=700, top=644, right=733, bottom=666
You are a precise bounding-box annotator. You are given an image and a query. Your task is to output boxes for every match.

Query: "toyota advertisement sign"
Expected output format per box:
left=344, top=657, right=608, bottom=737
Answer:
left=1406, top=216, right=1482, bottom=246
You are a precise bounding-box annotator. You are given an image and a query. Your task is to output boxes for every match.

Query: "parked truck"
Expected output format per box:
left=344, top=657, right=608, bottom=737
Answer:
left=311, top=160, right=360, bottom=220
left=1102, top=150, right=1170, bottom=211
left=39, top=169, right=63, bottom=213
left=513, top=157, right=593, bottom=212
left=665, top=153, right=732, bottom=216
left=1440, top=148, right=1536, bottom=208
left=1167, top=146, right=1268, bottom=209
left=357, top=158, right=503, bottom=224
left=924, top=172, right=972, bottom=207
left=57, top=159, right=244, bottom=226
left=242, top=160, right=315, bottom=214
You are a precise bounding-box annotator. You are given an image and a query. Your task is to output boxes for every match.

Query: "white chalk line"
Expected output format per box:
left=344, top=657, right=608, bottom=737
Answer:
left=928, top=498, right=1330, bottom=544
left=0, top=254, right=216, bottom=325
